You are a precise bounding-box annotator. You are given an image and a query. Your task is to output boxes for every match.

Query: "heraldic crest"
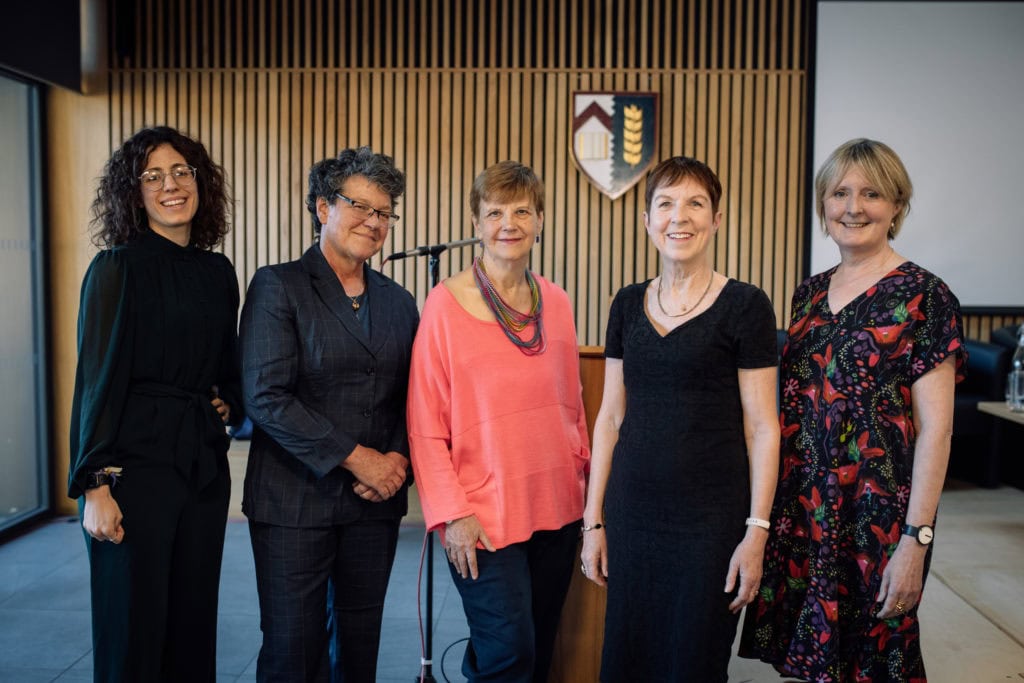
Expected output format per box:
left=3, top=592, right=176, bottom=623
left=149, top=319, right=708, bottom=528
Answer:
left=571, top=91, right=659, bottom=200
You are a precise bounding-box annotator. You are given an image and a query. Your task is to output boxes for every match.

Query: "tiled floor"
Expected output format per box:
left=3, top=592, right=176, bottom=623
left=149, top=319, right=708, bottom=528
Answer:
left=1, top=482, right=1022, bottom=682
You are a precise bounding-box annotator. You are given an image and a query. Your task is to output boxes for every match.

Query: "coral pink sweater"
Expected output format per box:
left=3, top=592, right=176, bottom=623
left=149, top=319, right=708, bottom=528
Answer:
left=407, top=276, right=590, bottom=549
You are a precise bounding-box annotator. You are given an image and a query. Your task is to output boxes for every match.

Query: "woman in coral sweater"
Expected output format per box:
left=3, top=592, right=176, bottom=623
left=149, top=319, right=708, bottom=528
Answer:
left=408, top=161, right=590, bottom=683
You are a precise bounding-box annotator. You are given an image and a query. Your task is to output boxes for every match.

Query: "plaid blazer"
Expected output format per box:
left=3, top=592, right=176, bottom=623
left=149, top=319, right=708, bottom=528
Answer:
left=239, top=244, right=419, bottom=526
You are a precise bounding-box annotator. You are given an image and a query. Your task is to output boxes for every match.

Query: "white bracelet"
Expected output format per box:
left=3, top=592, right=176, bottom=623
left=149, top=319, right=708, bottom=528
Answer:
left=745, top=517, right=771, bottom=530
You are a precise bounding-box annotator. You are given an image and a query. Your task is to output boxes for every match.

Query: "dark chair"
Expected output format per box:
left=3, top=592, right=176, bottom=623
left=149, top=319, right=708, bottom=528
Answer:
left=949, top=337, right=1013, bottom=486
left=991, top=324, right=1020, bottom=355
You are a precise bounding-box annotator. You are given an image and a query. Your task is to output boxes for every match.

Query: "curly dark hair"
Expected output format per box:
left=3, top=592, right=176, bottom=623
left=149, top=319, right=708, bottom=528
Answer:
left=90, top=126, right=232, bottom=250
left=305, top=146, right=405, bottom=237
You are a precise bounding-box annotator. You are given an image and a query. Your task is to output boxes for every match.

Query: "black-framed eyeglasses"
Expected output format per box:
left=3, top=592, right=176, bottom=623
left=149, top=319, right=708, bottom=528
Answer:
left=139, top=165, right=197, bottom=191
left=334, top=193, right=399, bottom=227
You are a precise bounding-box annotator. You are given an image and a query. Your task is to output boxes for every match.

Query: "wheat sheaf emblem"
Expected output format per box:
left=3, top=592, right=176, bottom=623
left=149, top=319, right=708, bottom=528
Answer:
left=622, top=104, right=644, bottom=166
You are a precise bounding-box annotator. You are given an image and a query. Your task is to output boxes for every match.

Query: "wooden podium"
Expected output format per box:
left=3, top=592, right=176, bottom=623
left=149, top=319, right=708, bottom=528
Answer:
left=548, top=347, right=608, bottom=683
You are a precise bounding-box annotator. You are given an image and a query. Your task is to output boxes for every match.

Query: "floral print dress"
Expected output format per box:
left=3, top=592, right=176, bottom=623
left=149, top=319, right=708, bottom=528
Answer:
left=739, top=262, right=965, bottom=682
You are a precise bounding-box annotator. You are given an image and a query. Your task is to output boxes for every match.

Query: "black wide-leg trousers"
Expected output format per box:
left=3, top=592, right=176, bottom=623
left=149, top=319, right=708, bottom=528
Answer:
left=83, top=463, right=230, bottom=683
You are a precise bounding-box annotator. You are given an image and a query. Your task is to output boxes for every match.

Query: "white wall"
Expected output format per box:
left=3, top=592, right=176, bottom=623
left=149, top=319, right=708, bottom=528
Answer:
left=813, top=1, right=1024, bottom=308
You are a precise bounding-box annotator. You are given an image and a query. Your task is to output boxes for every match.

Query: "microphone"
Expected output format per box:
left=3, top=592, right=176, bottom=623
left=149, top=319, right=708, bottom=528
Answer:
left=385, top=237, right=480, bottom=261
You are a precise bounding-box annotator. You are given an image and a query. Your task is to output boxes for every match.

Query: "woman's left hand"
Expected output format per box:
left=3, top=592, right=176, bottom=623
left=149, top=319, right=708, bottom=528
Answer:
left=875, top=537, right=926, bottom=619
left=445, top=515, right=495, bottom=580
left=211, top=397, right=230, bottom=424
left=725, top=529, right=768, bottom=614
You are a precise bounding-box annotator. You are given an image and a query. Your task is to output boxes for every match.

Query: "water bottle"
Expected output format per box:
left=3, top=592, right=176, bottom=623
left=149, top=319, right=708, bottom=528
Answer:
left=1009, top=324, right=1024, bottom=412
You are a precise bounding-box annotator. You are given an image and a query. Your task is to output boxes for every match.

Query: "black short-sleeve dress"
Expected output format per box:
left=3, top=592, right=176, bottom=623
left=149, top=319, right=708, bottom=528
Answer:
left=600, top=278, right=777, bottom=682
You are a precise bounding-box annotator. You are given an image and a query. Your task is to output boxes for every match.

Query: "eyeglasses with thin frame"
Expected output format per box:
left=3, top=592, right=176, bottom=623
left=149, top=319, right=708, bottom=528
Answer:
left=139, top=165, right=198, bottom=191
left=334, top=192, right=400, bottom=227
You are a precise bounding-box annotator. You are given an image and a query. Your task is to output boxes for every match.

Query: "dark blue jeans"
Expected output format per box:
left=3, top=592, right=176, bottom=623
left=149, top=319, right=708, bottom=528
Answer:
left=449, top=520, right=580, bottom=682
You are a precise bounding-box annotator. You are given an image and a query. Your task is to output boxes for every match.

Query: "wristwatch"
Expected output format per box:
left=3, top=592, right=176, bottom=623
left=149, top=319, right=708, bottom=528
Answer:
left=902, top=523, right=934, bottom=546
left=86, top=471, right=115, bottom=489
left=85, top=467, right=123, bottom=490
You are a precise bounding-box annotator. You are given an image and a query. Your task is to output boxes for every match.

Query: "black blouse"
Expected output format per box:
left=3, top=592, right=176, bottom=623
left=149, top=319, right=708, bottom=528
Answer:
left=68, top=230, right=242, bottom=498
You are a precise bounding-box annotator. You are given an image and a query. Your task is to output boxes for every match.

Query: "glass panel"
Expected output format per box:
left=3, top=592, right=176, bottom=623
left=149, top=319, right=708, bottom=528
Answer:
left=0, top=74, right=47, bottom=529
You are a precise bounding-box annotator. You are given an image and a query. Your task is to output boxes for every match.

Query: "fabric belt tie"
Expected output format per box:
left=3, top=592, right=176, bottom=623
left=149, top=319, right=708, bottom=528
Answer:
left=131, top=381, right=226, bottom=489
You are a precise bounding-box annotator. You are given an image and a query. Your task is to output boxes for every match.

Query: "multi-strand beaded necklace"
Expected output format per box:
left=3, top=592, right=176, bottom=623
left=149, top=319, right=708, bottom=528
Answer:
left=472, top=257, right=545, bottom=355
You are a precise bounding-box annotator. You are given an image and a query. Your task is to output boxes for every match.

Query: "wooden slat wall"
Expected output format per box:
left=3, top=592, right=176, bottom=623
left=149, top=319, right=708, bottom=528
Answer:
left=47, top=0, right=1017, bottom=596
left=98, top=0, right=809, bottom=345
left=963, top=313, right=1024, bottom=343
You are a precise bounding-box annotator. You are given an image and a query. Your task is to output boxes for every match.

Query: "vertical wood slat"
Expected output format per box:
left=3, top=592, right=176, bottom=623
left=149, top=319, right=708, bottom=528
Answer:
left=117, top=0, right=806, bottom=73
left=103, top=66, right=807, bottom=342
left=964, top=315, right=1024, bottom=343
left=105, top=0, right=809, bottom=346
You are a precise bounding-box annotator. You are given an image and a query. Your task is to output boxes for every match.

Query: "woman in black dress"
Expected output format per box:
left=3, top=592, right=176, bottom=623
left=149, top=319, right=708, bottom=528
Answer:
left=69, top=126, right=241, bottom=682
left=580, top=156, right=780, bottom=681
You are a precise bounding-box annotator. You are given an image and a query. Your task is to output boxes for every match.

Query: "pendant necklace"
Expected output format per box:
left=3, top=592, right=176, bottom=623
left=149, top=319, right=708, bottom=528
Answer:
left=656, top=270, right=714, bottom=318
left=347, top=280, right=365, bottom=310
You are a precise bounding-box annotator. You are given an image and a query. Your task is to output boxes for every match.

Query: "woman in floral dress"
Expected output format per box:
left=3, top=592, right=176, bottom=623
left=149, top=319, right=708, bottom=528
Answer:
left=740, top=138, right=966, bottom=682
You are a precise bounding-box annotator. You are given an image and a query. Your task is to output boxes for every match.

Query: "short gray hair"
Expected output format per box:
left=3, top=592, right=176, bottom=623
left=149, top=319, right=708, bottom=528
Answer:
left=305, top=146, right=405, bottom=234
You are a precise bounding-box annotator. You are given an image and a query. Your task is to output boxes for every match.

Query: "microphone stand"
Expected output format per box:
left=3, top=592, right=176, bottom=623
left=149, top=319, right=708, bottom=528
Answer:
left=384, top=238, right=479, bottom=683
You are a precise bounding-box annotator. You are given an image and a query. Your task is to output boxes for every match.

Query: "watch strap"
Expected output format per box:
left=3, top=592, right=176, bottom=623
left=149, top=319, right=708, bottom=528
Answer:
left=902, top=523, right=934, bottom=544
left=85, top=467, right=124, bottom=490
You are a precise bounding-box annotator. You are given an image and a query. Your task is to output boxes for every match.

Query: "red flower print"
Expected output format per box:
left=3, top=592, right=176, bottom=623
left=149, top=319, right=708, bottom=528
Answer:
left=799, top=487, right=822, bottom=512
left=869, top=620, right=893, bottom=649
left=854, top=552, right=877, bottom=585
left=856, top=477, right=891, bottom=501
left=817, top=597, right=839, bottom=622
left=865, top=322, right=908, bottom=347
left=870, top=522, right=900, bottom=545
left=856, top=432, right=885, bottom=459
left=799, top=488, right=825, bottom=541
left=882, top=411, right=911, bottom=446
left=788, top=557, right=809, bottom=578
left=904, top=293, right=927, bottom=321
left=833, top=463, right=860, bottom=486
left=822, top=376, right=847, bottom=404
left=812, top=344, right=835, bottom=371
left=782, top=452, right=805, bottom=480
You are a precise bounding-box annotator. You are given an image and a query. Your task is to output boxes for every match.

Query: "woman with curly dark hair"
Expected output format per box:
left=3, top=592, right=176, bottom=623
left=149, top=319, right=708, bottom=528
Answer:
left=69, top=126, right=242, bottom=682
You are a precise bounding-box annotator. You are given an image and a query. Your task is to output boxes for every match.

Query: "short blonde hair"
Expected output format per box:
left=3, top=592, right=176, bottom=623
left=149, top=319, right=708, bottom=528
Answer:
left=814, top=138, right=913, bottom=239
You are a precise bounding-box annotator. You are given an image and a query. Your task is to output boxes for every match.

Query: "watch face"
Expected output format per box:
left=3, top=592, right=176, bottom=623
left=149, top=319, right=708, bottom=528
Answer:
left=919, top=526, right=934, bottom=544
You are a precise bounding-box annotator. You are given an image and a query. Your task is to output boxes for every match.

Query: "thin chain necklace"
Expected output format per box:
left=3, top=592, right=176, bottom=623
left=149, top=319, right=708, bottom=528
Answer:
left=656, top=270, right=714, bottom=318
left=472, top=257, right=545, bottom=355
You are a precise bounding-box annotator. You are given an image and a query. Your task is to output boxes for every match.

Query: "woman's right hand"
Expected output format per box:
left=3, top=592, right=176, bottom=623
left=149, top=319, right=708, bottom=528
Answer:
left=82, top=486, right=125, bottom=543
left=580, top=527, right=608, bottom=587
left=342, top=445, right=408, bottom=500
